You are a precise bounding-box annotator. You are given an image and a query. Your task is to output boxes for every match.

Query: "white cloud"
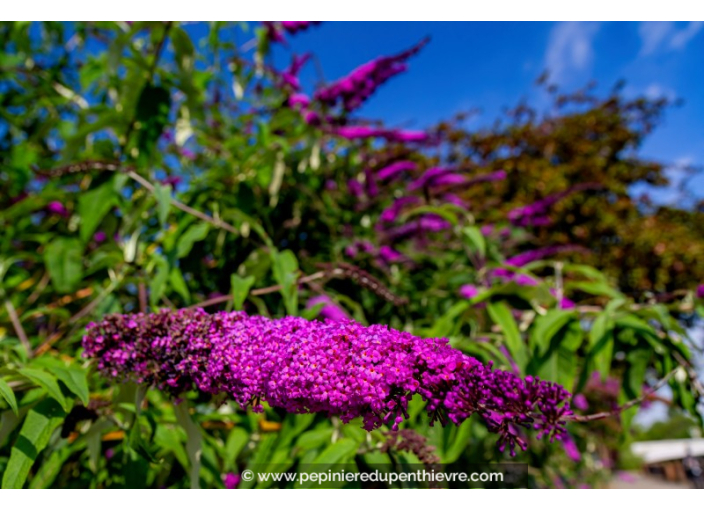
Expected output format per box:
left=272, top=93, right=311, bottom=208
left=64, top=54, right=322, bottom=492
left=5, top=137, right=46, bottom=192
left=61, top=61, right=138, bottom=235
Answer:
left=643, top=83, right=676, bottom=101
left=639, top=21, right=703, bottom=55
left=670, top=21, right=704, bottom=49
left=544, top=22, right=601, bottom=84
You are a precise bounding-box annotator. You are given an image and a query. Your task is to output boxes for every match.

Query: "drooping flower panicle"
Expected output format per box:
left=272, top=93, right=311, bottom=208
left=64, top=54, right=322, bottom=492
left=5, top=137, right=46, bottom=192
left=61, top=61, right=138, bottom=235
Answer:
left=83, top=309, right=572, bottom=454
left=314, top=39, right=428, bottom=111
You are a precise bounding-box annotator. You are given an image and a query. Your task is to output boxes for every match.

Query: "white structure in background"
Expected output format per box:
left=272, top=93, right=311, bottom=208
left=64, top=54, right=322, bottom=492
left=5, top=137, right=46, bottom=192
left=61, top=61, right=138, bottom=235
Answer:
left=632, top=439, right=704, bottom=464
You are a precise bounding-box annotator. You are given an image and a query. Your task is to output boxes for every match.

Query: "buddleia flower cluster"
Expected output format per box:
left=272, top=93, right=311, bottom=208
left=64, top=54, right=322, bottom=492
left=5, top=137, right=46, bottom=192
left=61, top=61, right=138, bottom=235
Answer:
left=83, top=309, right=573, bottom=454
left=314, top=39, right=428, bottom=111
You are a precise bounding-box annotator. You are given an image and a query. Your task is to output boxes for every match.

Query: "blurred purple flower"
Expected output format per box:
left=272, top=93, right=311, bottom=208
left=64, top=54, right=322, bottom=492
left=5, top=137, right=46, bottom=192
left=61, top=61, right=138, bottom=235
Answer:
left=386, top=214, right=452, bottom=241
left=348, top=179, right=364, bottom=198
left=179, top=147, right=196, bottom=160
left=380, top=196, right=420, bottom=223
left=378, top=245, right=403, bottom=263
left=288, top=93, right=311, bottom=108
left=364, top=168, right=379, bottom=198
left=302, top=110, right=321, bottom=125
left=572, top=394, right=588, bottom=411
left=459, top=284, right=478, bottom=300
left=46, top=201, right=69, bottom=217
left=617, top=471, right=637, bottom=483
left=160, top=175, right=182, bottom=187
left=280, top=54, right=310, bottom=91
left=559, top=297, right=576, bottom=310
left=561, top=433, right=581, bottom=462
left=513, top=274, right=539, bottom=286
left=93, top=231, right=107, bottom=244
left=407, top=167, right=461, bottom=191
left=331, top=125, right=429, bottom=144
left=697, top=285, right=704, bottom=299
left=505, top=245, right=585, bottom=268
left=499, top=345, right=520, bottom=375
left=223, top=473, right=241, bottom=489
left=262, top=22, right=286, bottom=43
left=442, top=193, right=469, bottom=209
left=306, top=295, right=350, bottom=322
left=376, top=160, right=417, bottom=181
left=280, top=21, right=321, bottom=34
left=507, top=183, right=601, bottom=226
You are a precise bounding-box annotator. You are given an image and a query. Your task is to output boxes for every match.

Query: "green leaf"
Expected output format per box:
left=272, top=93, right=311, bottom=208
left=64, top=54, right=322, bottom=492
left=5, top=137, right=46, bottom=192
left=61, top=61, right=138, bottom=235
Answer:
left=295, top=428, right=333, bottom=451
left=28, top=442, right=75, bottom=488
left=311, top=437, right=358, bottom=465
left=271, top=249, right=299, bottom=315
left=536, top=321, right=582, bottom=389
left=176, top=222, right=210, bottom=259
left=174, top=401, right=202, bottom=489
left=0, top=378, right=18, bottom=415
left=169, top=267, right=191, bottom=303
left=563, top=263, right=609, bottom=281
left=230, top=274, right=256, bottom=310
left=566, top=280, right=624, bottom=299
left=624, top=349, right=651, bottom=400
left=154, top=183, right=172, bottom=226
left=298, top=438, right=359, bottom=488
left=171, top=26, right=195, bottom=72
left=149, top=255, right=170, bottom=309
left=487, top=301, right=527, bottom=370
left=17, top=369, right=68, bottom=412
left=1, top=398, right=67, bottom=489
left=50, top=366, right=89, bottom=406
left=78, top=179, right=117, bottom=242
left=530, top=309, right=576, bottom=356
left=427, top=301, right=470, bottom=338
left=224, top=428, right=249, bottom=471
left=462, top=226, right=486, bottom=258
left=444, top=418, right=473, bottom=463
left=134, top=84, right=171, bottom=156
left=588, top=313, right=614, bottom=380
left=44, top=238, right=83, bottom=294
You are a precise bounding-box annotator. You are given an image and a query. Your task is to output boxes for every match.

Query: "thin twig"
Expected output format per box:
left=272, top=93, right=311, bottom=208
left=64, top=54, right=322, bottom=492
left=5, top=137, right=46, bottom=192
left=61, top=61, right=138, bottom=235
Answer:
left=36, top=161, right=254, bottom=252
left=566, top=367, right=679, bottom=423
left=673, top=352, right=704, bottom=398
left=4, top=300, right=31, bottom=355
left=25, top=271, right=51, bottom=306
left=68, top=278, right=121, bottom=325
left=188, top=271, right=327, bottom=309
left=127, top=170, right=239, bottom=235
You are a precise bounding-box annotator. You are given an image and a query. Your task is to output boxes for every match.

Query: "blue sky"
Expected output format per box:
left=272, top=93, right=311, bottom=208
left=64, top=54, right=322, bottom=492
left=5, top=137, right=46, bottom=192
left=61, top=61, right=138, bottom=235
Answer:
left=276, top=21, right=704, bottom=202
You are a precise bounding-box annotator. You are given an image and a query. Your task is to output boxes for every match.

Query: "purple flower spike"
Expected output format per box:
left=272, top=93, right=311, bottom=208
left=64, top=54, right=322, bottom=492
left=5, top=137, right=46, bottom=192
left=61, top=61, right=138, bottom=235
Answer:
left=561, top=433, right=582, bottom=462
left=314, top=39, right=428, bottom=111
left=378, top=245, right=404, bottom=263
left=331, top=126, right=430, bottom=144
left=376, top=161, right=417, bottom=181
left=380, top=196, right=421, bottom=223
left=83, top=310, right=573, bottom=454
left=507, top=183, right=601, bottom=227
left=280, top=54, right=310, bottom=91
